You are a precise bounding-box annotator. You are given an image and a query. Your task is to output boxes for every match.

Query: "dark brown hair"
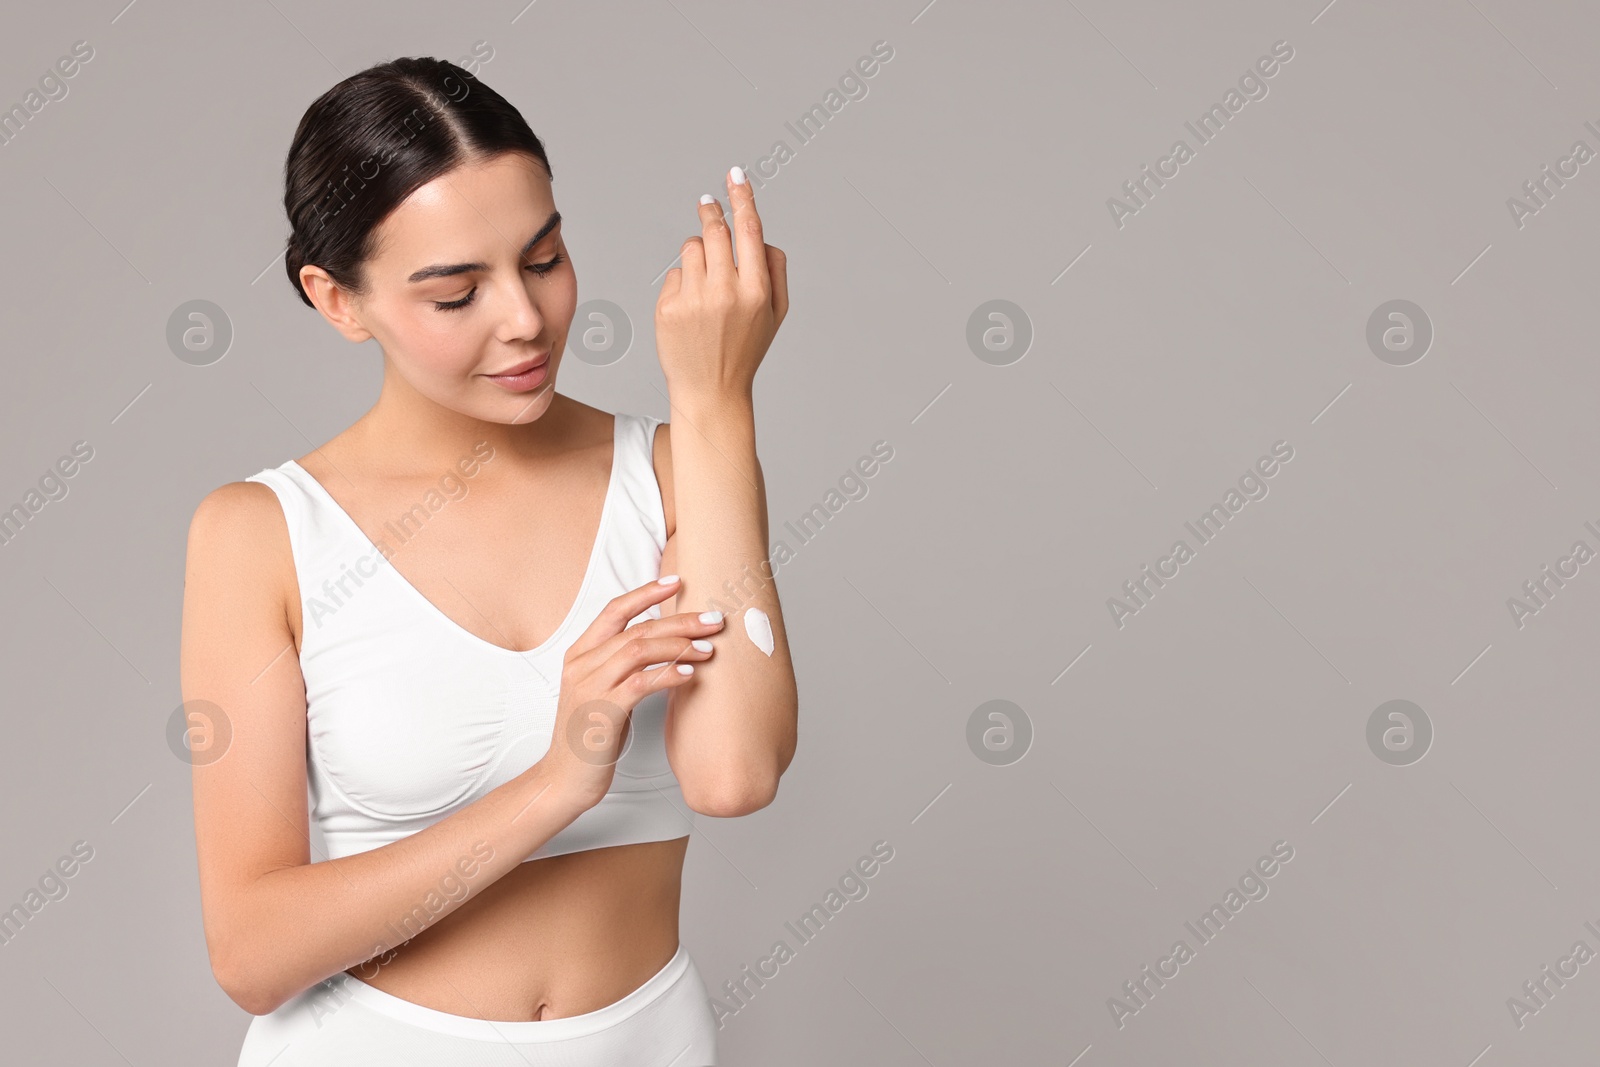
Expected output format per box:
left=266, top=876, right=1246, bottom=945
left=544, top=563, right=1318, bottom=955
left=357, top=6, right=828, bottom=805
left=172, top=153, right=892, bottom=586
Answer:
left=281, top=56, right=551, bottom=309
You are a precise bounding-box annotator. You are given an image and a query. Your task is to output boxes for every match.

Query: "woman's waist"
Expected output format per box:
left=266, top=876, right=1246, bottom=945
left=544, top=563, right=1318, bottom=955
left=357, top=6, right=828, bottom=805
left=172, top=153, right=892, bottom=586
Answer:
left=342, top=838, right=688, bottom=1022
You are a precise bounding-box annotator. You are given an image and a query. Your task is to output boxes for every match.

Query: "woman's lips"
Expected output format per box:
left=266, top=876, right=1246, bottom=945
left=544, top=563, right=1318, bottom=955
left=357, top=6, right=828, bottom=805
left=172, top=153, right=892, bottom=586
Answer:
left=483, top=355, right=550, bottom=392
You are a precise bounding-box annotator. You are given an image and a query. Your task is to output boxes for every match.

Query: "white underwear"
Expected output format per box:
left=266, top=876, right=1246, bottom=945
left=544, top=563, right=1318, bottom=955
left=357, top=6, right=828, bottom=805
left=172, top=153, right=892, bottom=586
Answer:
left=235, top=943, right=718, bottom=1066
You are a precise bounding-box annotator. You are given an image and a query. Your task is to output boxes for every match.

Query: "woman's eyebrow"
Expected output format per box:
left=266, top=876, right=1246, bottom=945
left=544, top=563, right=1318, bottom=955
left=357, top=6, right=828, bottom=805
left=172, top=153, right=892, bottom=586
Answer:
left=406, top=211, right=562, bottom=283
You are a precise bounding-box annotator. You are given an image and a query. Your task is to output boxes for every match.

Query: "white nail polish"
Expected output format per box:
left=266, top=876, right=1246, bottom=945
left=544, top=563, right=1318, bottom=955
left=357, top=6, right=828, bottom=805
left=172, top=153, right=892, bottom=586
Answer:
left=676, top=664, right=695, bottom=675
left=692, top=639, right=713, bottom=652
left=699, top=193, right=716, bottom=205
left=658, top=574, right=680, bottom=584
left=698, top=611, right=723, bottom=624
left=729, top=165, right=746, bottom=185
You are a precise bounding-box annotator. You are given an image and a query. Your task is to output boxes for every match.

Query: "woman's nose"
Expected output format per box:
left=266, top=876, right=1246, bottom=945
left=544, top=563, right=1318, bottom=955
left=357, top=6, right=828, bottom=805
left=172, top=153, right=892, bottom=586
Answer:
left=500, top=275, right=544, bottom=340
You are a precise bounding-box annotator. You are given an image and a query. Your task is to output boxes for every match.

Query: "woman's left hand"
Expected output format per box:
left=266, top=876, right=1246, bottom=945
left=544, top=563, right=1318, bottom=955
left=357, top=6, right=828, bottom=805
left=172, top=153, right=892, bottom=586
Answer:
left=655, top=168, right=789, bottom=406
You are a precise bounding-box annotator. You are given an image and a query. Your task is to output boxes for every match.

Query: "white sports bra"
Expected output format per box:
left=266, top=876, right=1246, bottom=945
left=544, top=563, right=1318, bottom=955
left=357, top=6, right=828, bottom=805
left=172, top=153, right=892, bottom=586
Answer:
left=243, top=411, right=693, bottom=863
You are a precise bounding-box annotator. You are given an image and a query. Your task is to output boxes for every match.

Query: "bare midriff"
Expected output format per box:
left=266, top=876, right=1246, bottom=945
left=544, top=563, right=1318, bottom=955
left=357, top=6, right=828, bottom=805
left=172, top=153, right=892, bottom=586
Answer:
left=342, top=836, right=689, bottom=1021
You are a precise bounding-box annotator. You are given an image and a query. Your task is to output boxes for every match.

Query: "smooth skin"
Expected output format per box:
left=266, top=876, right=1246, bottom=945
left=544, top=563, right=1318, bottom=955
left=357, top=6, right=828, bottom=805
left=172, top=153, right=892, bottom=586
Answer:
left=181, top=152, right=798, bottom=1021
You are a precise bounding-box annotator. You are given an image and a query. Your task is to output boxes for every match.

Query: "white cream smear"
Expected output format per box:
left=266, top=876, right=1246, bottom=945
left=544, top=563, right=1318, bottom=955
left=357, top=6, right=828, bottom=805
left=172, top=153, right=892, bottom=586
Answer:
left=743, top=607, right=775, bottom=656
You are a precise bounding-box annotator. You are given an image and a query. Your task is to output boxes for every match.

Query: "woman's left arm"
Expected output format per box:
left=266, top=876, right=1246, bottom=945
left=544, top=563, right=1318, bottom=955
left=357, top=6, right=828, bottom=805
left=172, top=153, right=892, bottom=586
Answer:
left=652, top=168, right=797, bottom=817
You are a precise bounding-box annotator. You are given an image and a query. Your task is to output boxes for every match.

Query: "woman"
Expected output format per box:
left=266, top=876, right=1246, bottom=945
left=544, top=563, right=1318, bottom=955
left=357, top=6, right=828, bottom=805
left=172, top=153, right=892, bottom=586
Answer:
left=180, top=56, right=797, bottom=1066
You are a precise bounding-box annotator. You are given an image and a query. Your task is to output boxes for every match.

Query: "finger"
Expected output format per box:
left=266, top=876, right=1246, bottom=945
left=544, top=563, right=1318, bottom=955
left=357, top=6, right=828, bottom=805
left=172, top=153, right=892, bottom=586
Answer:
left=765, top=244, right=788, bottom=327
left=606, top=625, right=718, bottom=677
left=660, top=265, right=682, bottom=302
left=622, top=657, right=700, bottom=703
left=603, top=635, right=714, bottom=687
left=622, top=609, right=729, bottom=638
left=569, top=575, right=684, bottom=658
left=573, top=607, right=725, bottom=677
left=697, top=193, right=734, bottom=283
left=678, top=236, right=706, bottom=286
left=725, top=166, right=769, bottom=294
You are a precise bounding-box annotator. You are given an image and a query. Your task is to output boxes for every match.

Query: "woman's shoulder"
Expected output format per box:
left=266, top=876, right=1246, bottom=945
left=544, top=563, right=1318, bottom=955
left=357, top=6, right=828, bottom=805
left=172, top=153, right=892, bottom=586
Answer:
left=185, top=478, right=299, bottom=632
left=555, top=397, right=668, bottom=462
left=190, top=477, right=290, bottom=539
left=558, top=397, right=674, bottom=536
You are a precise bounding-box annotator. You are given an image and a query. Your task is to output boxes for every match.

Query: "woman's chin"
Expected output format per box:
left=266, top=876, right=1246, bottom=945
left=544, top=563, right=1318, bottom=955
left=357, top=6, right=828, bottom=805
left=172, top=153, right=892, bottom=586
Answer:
left=493, top=381, right=558, bottom=423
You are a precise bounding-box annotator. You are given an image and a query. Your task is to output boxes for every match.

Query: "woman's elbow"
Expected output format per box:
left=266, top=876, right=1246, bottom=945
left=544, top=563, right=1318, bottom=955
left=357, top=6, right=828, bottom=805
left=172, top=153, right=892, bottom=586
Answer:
left=685, top=773, right=778, bottom=818
left=210, top=941, right=286, bottom=1017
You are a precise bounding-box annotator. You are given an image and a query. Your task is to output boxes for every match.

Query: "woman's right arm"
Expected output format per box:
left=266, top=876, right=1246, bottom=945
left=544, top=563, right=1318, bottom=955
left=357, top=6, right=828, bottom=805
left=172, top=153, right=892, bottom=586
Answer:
left=180, top=482, right=596, bottom=1017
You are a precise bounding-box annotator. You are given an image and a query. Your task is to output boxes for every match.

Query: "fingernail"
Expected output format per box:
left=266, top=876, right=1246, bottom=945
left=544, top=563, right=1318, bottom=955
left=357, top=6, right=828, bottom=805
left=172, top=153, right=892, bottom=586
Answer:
left=729, top=166, right=746, bottom=185
left=691, top=639, right=713, bottom=652
left=698, top=611, right=723, bottom=624
left=699, top=194, right=716, bottom=205
left=658, top=574, right=680, bottom=584
left=676, top=664, right=695, bottom=675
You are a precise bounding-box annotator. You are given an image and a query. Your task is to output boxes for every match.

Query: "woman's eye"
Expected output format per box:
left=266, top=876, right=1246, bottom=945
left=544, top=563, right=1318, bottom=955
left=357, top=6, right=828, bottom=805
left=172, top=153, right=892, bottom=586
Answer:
left=527, top=253, right=566, bottom=276
left=432, top=255, right=564, bottom=313
left=434, top=289, right=476, bottom=312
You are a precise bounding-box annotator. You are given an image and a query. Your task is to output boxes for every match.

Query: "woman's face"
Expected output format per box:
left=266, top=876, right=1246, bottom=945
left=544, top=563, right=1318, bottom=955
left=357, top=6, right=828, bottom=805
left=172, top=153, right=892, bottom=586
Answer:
left=334, top=150, right=576, bottom=423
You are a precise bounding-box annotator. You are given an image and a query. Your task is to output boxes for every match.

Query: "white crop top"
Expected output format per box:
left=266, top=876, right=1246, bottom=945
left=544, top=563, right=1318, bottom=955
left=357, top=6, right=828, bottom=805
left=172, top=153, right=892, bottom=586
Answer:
left=243, top=411, right=694, bottom=862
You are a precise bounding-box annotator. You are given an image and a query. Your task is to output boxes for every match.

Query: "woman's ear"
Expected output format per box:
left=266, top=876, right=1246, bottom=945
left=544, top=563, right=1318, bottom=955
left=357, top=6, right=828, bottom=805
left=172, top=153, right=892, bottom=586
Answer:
left=300, top=265, right=374, bottom=343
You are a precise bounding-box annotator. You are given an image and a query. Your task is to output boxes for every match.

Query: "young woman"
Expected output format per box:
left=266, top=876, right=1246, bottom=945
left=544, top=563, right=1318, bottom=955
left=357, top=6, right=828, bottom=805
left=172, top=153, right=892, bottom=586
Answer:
left=180, top=56, right=797, bottom=1066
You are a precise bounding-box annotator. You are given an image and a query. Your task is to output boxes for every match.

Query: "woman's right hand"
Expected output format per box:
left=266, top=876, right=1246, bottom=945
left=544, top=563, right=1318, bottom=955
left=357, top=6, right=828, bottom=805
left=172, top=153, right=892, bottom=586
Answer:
left=540, top=575, right=725, bottom=807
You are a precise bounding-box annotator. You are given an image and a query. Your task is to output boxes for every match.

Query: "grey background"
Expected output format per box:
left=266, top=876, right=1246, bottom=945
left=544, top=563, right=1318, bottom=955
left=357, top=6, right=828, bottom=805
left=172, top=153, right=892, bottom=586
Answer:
left=2, top=0, right=1597, bottom=1063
